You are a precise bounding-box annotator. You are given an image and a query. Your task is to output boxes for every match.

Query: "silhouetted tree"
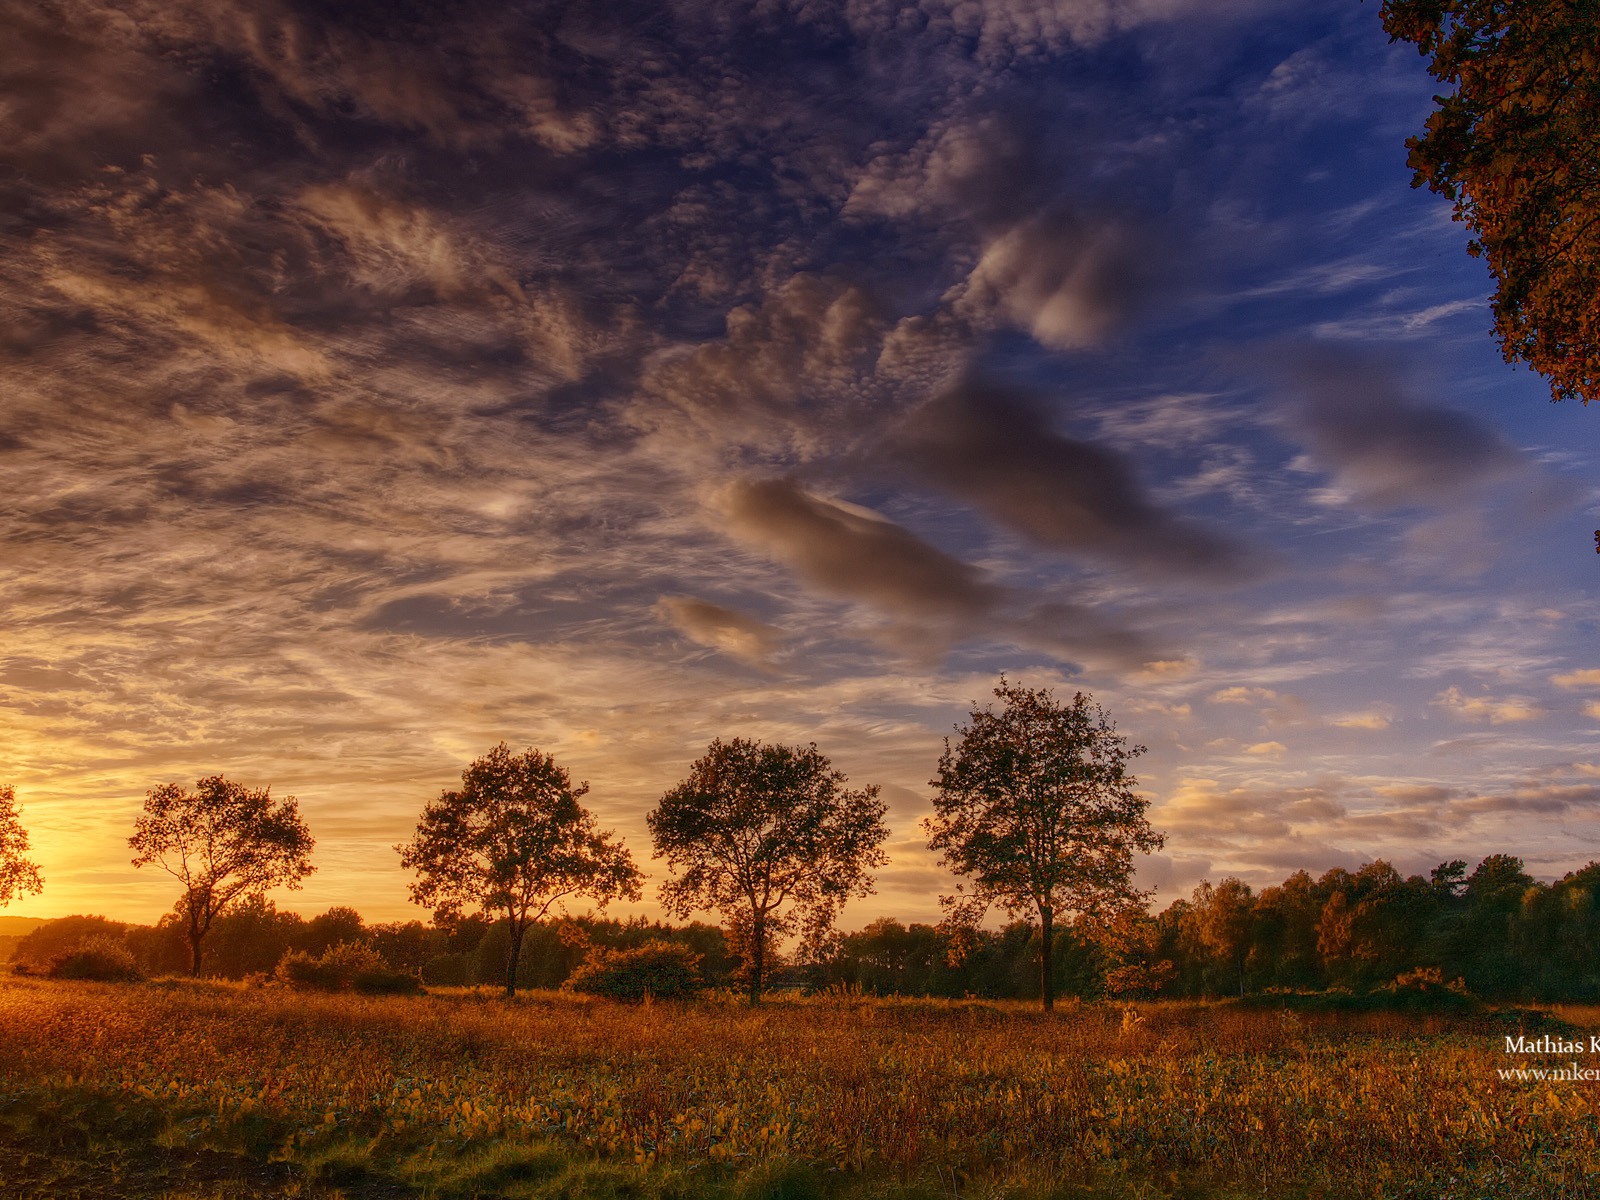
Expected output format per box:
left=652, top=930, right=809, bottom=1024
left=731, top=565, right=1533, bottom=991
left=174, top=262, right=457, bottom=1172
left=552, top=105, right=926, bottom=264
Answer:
left=1445, top=853, right=1535, bottom=994
left=398, top=743, right=641, bottom=997
left=1381, top=0, right=1600, bottom=404
left=1517, top=863, right=1600, bottom=999
left=1248, top=870, right=1323, bottom=989
left=206, top=894, right=305, bottom=977
left=367, top=920, right=442, bottom=977
left=129, top=775, right=314, bottom=975
left=925, top=679, right=1163, bottom=1012
left=1342, top=870, right=1437, bottom=986
left=0, top=784, right=44, bottom=908
left=301, top=906, right=367, bottom=956
left=649, top=737, right=888, bottom=1004
left=126, top=916, right=191, bottom=975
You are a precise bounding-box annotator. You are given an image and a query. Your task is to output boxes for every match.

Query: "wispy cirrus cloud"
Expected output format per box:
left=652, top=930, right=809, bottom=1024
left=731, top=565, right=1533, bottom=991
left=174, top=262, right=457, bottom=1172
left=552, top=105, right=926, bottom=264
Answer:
left=3, top=0, right=1598, bottom=926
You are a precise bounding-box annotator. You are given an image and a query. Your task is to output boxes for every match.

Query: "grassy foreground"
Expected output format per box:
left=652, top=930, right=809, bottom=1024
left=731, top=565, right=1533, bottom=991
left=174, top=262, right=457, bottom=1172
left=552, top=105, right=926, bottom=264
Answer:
left=1, top=977, right=1597, bottom=1199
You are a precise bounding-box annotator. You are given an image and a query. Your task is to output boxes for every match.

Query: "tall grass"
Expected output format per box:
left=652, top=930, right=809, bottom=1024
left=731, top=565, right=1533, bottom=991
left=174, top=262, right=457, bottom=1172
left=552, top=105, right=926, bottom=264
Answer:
left=0, top=976, right=1594, bottom=1198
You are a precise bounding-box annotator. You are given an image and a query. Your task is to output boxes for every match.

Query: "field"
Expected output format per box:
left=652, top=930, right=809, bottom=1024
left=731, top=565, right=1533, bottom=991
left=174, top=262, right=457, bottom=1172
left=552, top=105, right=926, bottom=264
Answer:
left=1, top=977, right=1597, bottom=1200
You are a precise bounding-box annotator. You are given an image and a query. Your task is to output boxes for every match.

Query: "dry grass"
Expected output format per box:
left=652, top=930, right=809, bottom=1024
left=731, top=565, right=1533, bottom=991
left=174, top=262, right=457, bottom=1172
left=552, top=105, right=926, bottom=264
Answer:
left=1, top=976, right=1596, bottom=1198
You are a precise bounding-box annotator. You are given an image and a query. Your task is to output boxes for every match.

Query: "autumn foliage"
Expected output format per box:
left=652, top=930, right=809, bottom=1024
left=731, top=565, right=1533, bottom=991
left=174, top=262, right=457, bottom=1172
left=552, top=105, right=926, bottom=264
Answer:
left=1383, top=0, right=1600, bottom=403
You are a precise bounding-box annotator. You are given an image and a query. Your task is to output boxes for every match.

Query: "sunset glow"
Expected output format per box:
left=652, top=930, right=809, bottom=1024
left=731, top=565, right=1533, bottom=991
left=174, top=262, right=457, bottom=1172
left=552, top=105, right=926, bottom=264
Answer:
left=3, top=0, right=1597, bottom=928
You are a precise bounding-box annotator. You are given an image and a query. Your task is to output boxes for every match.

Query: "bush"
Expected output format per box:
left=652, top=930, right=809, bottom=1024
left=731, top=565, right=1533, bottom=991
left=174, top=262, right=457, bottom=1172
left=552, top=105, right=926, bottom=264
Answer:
left=48, top=936, right=143, bottom=982
left=276, top=941, right=420, bottom=994
left=421, top=951, right=472, bottom=986
left=1376, top=966, right=1476, bottom=1012
left=352, top=963, right=424, bottom=995
left=567, top=939, right=703, bottom=1001
left=1239, top=970, right=1479, bottom=1016
left=15, top=916, right=128, bottom=972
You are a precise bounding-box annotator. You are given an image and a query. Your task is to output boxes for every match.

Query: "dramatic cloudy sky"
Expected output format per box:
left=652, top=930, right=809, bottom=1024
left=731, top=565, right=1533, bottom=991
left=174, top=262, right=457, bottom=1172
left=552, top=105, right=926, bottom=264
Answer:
left=4, top=0, right=1597, bottom=927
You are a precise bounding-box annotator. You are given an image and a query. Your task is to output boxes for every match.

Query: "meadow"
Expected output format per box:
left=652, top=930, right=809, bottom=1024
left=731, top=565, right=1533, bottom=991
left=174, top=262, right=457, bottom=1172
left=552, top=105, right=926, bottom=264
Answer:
left=1, top=976, right=1596, bottom=1200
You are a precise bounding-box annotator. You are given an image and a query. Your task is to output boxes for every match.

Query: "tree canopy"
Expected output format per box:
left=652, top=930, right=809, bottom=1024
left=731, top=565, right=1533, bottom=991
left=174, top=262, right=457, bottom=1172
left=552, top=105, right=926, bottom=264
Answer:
left=1382, top=0, right=1600, bottom=404
left=129, top=775, right=314, bottom=975
left=648, top=737, right=889, bottom=1003
left=0, top=784, right=44, bottom=908
left=397, top=743, right=641, bottom=996
left=925, top=679, right=1163, bottom=1011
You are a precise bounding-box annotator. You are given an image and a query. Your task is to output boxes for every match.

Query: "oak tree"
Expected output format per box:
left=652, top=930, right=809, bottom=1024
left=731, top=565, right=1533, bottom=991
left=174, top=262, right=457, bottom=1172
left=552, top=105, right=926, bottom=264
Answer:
left=397, top=743, right=641, bottom=997
left=130, top=775, right=315, bottom=975
left=925, top=679, right=1163, bottom=1011
left=0, top=784, right=44, bottom=908
left=1382, top=0, right=1600, bottom=404
left=648, top=738, right=888, bottom=1004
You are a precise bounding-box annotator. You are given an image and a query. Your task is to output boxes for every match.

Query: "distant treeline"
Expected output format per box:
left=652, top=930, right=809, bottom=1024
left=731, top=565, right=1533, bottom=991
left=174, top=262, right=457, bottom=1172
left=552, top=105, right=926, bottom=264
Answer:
left=1153, top=854, right=1600, bottom=1002
left=824, top=853, right=1600, bottom=1002
left=13, top=853, right=1600, bottom=1002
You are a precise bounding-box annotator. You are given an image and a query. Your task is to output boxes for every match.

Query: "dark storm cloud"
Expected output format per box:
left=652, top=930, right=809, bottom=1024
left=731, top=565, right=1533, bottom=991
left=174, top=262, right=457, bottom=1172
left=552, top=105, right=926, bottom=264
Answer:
left=1277, top=349, right=1525, bottom=508
left=896, top=378, right=1261, bottom=579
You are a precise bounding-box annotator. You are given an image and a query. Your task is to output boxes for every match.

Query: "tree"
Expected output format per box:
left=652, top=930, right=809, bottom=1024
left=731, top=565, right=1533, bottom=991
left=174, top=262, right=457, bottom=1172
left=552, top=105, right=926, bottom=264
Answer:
left=1445, top=852, right=1536, bottom=994
left=1381, top=0, right=1600, bottom=404
left=1097, top=908, right=1174, bottom=999
left=301, top=905, right=367, bottom=956
left=129, top=775, right=314, bottom=975
left=0, top=784, right=44, bottom=908
left=397, top=743, right=641, bottom=997
left=1187, top=877, right=1256, bottom=997
left=924, top=679, right=1163, bottom=1012
left=648, top=737, right=888, bottom=1004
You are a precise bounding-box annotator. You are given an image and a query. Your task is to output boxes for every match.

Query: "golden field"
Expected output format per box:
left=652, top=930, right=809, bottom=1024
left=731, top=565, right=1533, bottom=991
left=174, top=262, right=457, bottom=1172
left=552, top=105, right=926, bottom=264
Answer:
left=1, top=976, right=1597, bottom=1199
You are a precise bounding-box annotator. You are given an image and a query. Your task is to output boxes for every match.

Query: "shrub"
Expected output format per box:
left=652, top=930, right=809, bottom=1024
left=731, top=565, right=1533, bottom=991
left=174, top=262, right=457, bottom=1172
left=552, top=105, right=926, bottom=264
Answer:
left=15, top=916, right=128, bottom=972
left=1377, top=966, right=1476, bottom=1013
left=276, top=941, right=420, bottom=994
left=352, top=963, right=423, bottom=995
left=567, top=939, right=703, bottom=1001
left=48, top=936, right=143, bottom=982
left=1240, top=970, right=1479, bottom=1015
left=421, top=951, right=472, bottom=986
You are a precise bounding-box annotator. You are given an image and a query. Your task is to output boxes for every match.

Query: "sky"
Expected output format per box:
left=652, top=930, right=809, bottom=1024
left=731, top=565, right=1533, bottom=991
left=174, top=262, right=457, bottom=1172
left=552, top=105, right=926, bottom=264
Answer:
left=3, top=0, right=1597, bottom=929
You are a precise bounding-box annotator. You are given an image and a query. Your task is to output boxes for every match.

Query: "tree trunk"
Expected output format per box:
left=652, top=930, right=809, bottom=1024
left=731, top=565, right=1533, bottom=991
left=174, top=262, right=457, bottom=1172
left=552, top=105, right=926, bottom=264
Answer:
left=505, top=916, right=525, bottom=998
left=188, top=905, right=204, bottom=977
left=1040, top=906, right=1054, bottom=1013
left=748, top=912, right=764, bottom=1006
